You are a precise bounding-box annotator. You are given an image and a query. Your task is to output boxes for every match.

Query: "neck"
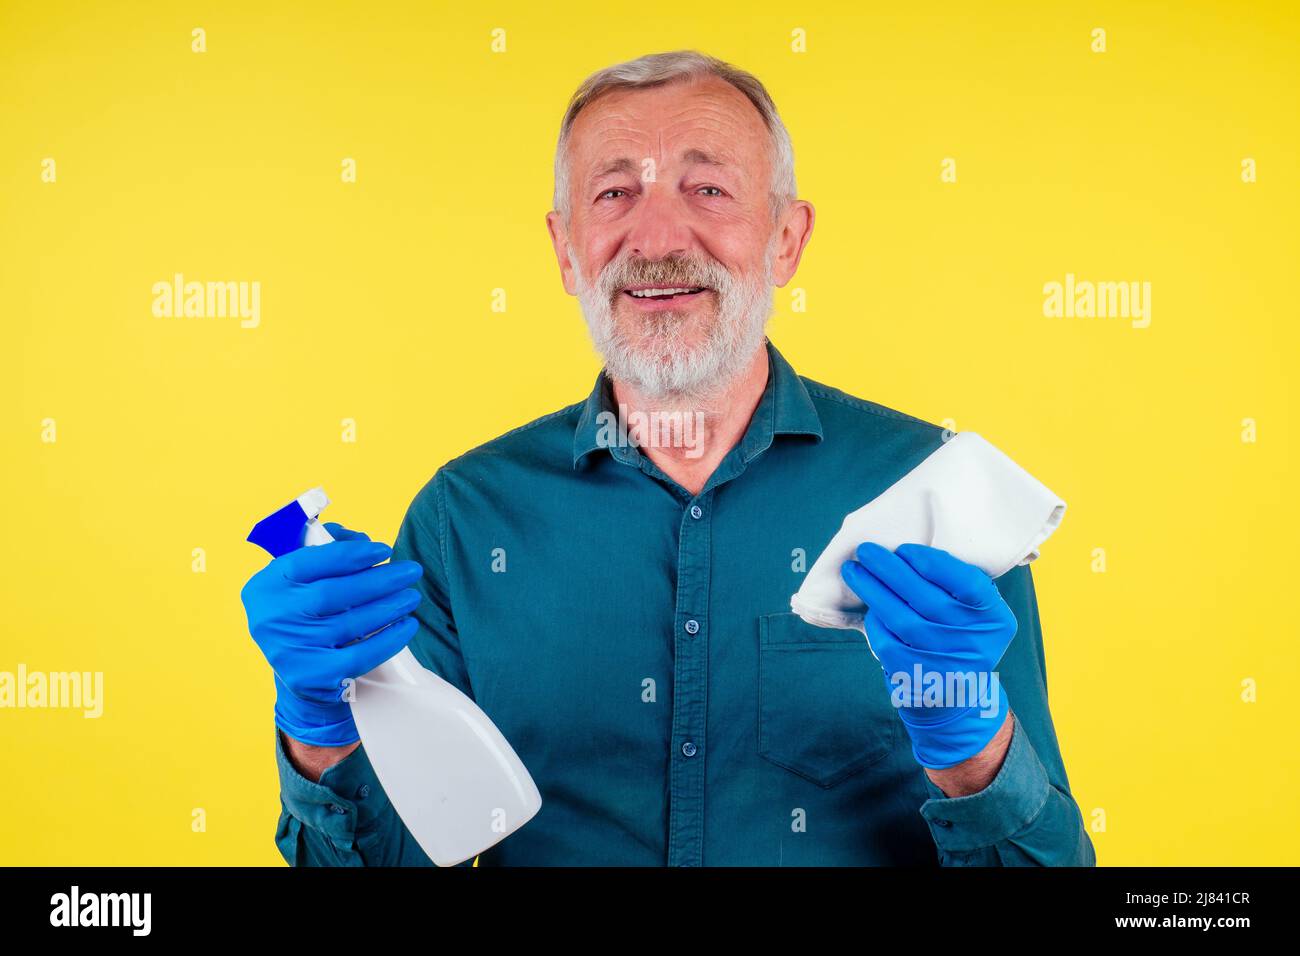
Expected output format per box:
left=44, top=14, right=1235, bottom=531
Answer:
left=609, top=343, right=771, bottom=496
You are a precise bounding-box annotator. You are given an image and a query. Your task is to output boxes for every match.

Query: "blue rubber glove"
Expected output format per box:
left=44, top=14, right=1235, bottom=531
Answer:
left=240, top=522, right=424, bottom=747
left=840, top=542, right=1016, bottom=769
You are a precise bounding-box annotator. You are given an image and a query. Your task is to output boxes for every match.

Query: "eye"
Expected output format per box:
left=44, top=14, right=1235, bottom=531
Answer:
left=696, top=186, right=726, bottom=197
left=598, top=188, right=628, bottom=201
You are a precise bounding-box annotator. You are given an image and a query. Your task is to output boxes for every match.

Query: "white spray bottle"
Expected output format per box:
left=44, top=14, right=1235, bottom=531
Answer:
left=248, top=487, right=542, bottom=866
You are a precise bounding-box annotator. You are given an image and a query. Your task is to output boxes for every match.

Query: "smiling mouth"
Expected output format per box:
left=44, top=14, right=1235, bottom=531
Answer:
left=621, top=286, right=711, bottom=303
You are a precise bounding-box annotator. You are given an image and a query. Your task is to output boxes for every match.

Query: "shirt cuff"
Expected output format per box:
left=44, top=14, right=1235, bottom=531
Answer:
left=917, top=711, right=1052, bottom=853
left=275, top=729, right=393, bottom=839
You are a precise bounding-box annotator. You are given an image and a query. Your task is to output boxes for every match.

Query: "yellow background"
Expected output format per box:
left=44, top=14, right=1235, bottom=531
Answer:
left=1, top=0, right=1296, bottom=865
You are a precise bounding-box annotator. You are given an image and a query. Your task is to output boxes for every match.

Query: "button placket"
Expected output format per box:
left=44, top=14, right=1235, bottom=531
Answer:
left=667, top=490, right=713, bottom=867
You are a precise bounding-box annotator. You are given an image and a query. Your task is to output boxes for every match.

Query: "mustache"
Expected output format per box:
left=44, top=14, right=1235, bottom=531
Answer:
left=598, top=252, right=732, bottom=299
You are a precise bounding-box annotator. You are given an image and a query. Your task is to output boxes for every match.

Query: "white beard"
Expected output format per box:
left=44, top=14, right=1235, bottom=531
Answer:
left=571, top=237, right=777, bottom=402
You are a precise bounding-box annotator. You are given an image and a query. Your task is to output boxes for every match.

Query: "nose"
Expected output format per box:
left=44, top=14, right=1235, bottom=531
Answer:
left=624, top=183, right=693, bottom=261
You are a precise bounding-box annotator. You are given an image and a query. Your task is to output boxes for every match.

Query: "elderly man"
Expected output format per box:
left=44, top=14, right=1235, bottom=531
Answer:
left=243, top=51, right=1094, bottom=866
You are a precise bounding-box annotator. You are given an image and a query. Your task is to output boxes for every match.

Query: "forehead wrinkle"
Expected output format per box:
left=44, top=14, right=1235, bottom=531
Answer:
left=588, top=134, right=740, bottom=166
left=579, top=86, right=765, bottom=152
left=576, top=124, right=653, bottom=169
left=658, top=93, right=766, bottom=138
left=570, top=83, right=773, bottom=196
left=583, top=149, right=745, bottom=194
left=656, top=111, right=767, bottom=182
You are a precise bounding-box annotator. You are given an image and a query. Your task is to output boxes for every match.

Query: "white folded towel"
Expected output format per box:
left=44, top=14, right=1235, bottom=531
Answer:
left=790, top=431, right=1066, bottom=632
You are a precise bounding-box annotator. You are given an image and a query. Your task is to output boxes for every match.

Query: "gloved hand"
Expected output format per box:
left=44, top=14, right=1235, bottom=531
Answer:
left=240, top=522, right=424, bottom=747
left=840, top=542, right=1016, bottom=769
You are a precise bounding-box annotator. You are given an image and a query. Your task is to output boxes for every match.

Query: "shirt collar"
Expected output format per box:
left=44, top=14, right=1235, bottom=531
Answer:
left=572, top=339, right=823, bottom=468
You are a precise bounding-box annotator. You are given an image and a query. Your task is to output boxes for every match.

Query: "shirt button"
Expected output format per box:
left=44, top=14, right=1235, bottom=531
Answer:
left=681, top=741, right=697, bottom=757
left=357, top=785, right=370, bottom=799
left=689, top=504, right=703, bottom=520
left=684, top=619, right=699, bottom=635
left=329, top=804, right=348, bottom=815
left=934, top=818, right=952, bottom=828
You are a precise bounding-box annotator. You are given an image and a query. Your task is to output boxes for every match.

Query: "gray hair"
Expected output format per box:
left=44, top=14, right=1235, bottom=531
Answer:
left=553, top=50, right=797, bottom=224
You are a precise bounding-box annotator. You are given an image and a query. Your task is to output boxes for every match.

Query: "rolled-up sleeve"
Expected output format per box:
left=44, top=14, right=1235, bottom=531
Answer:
left=273, top=729, right=441, bottom=867
left=918, top=564, right=1095, bottom=866
left=272, top=471, right=474, bottom=867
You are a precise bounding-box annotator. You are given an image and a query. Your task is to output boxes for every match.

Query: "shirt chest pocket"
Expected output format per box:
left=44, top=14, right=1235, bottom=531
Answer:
left=757, top=612, right=898, bottom=788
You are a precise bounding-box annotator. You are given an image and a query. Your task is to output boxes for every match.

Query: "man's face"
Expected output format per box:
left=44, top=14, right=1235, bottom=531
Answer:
left=547, top=75, right=812, bottom=401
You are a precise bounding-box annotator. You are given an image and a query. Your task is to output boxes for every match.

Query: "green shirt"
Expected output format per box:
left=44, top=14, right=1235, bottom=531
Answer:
left=274, top=340, right=1095, bottom=867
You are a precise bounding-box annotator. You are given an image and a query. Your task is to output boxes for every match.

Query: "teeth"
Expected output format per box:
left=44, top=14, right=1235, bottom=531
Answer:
left=628, top=287, right=704, bottom=298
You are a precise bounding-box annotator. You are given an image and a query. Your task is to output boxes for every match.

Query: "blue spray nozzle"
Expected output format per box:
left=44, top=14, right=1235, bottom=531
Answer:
left=247, top=487, right=330, bottom=557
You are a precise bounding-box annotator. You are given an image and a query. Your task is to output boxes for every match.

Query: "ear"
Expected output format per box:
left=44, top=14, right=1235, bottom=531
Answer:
left=546, top=210, right=578, bottom=296
left=769, top=200, right=815, bottom=288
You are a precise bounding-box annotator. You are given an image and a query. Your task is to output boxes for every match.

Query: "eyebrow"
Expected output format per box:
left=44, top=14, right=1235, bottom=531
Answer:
left=590, top=157, right=640, bottom=181
left=681, top=148, right=727, bottom=168
left=587, top=148, right=731, bottom=185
